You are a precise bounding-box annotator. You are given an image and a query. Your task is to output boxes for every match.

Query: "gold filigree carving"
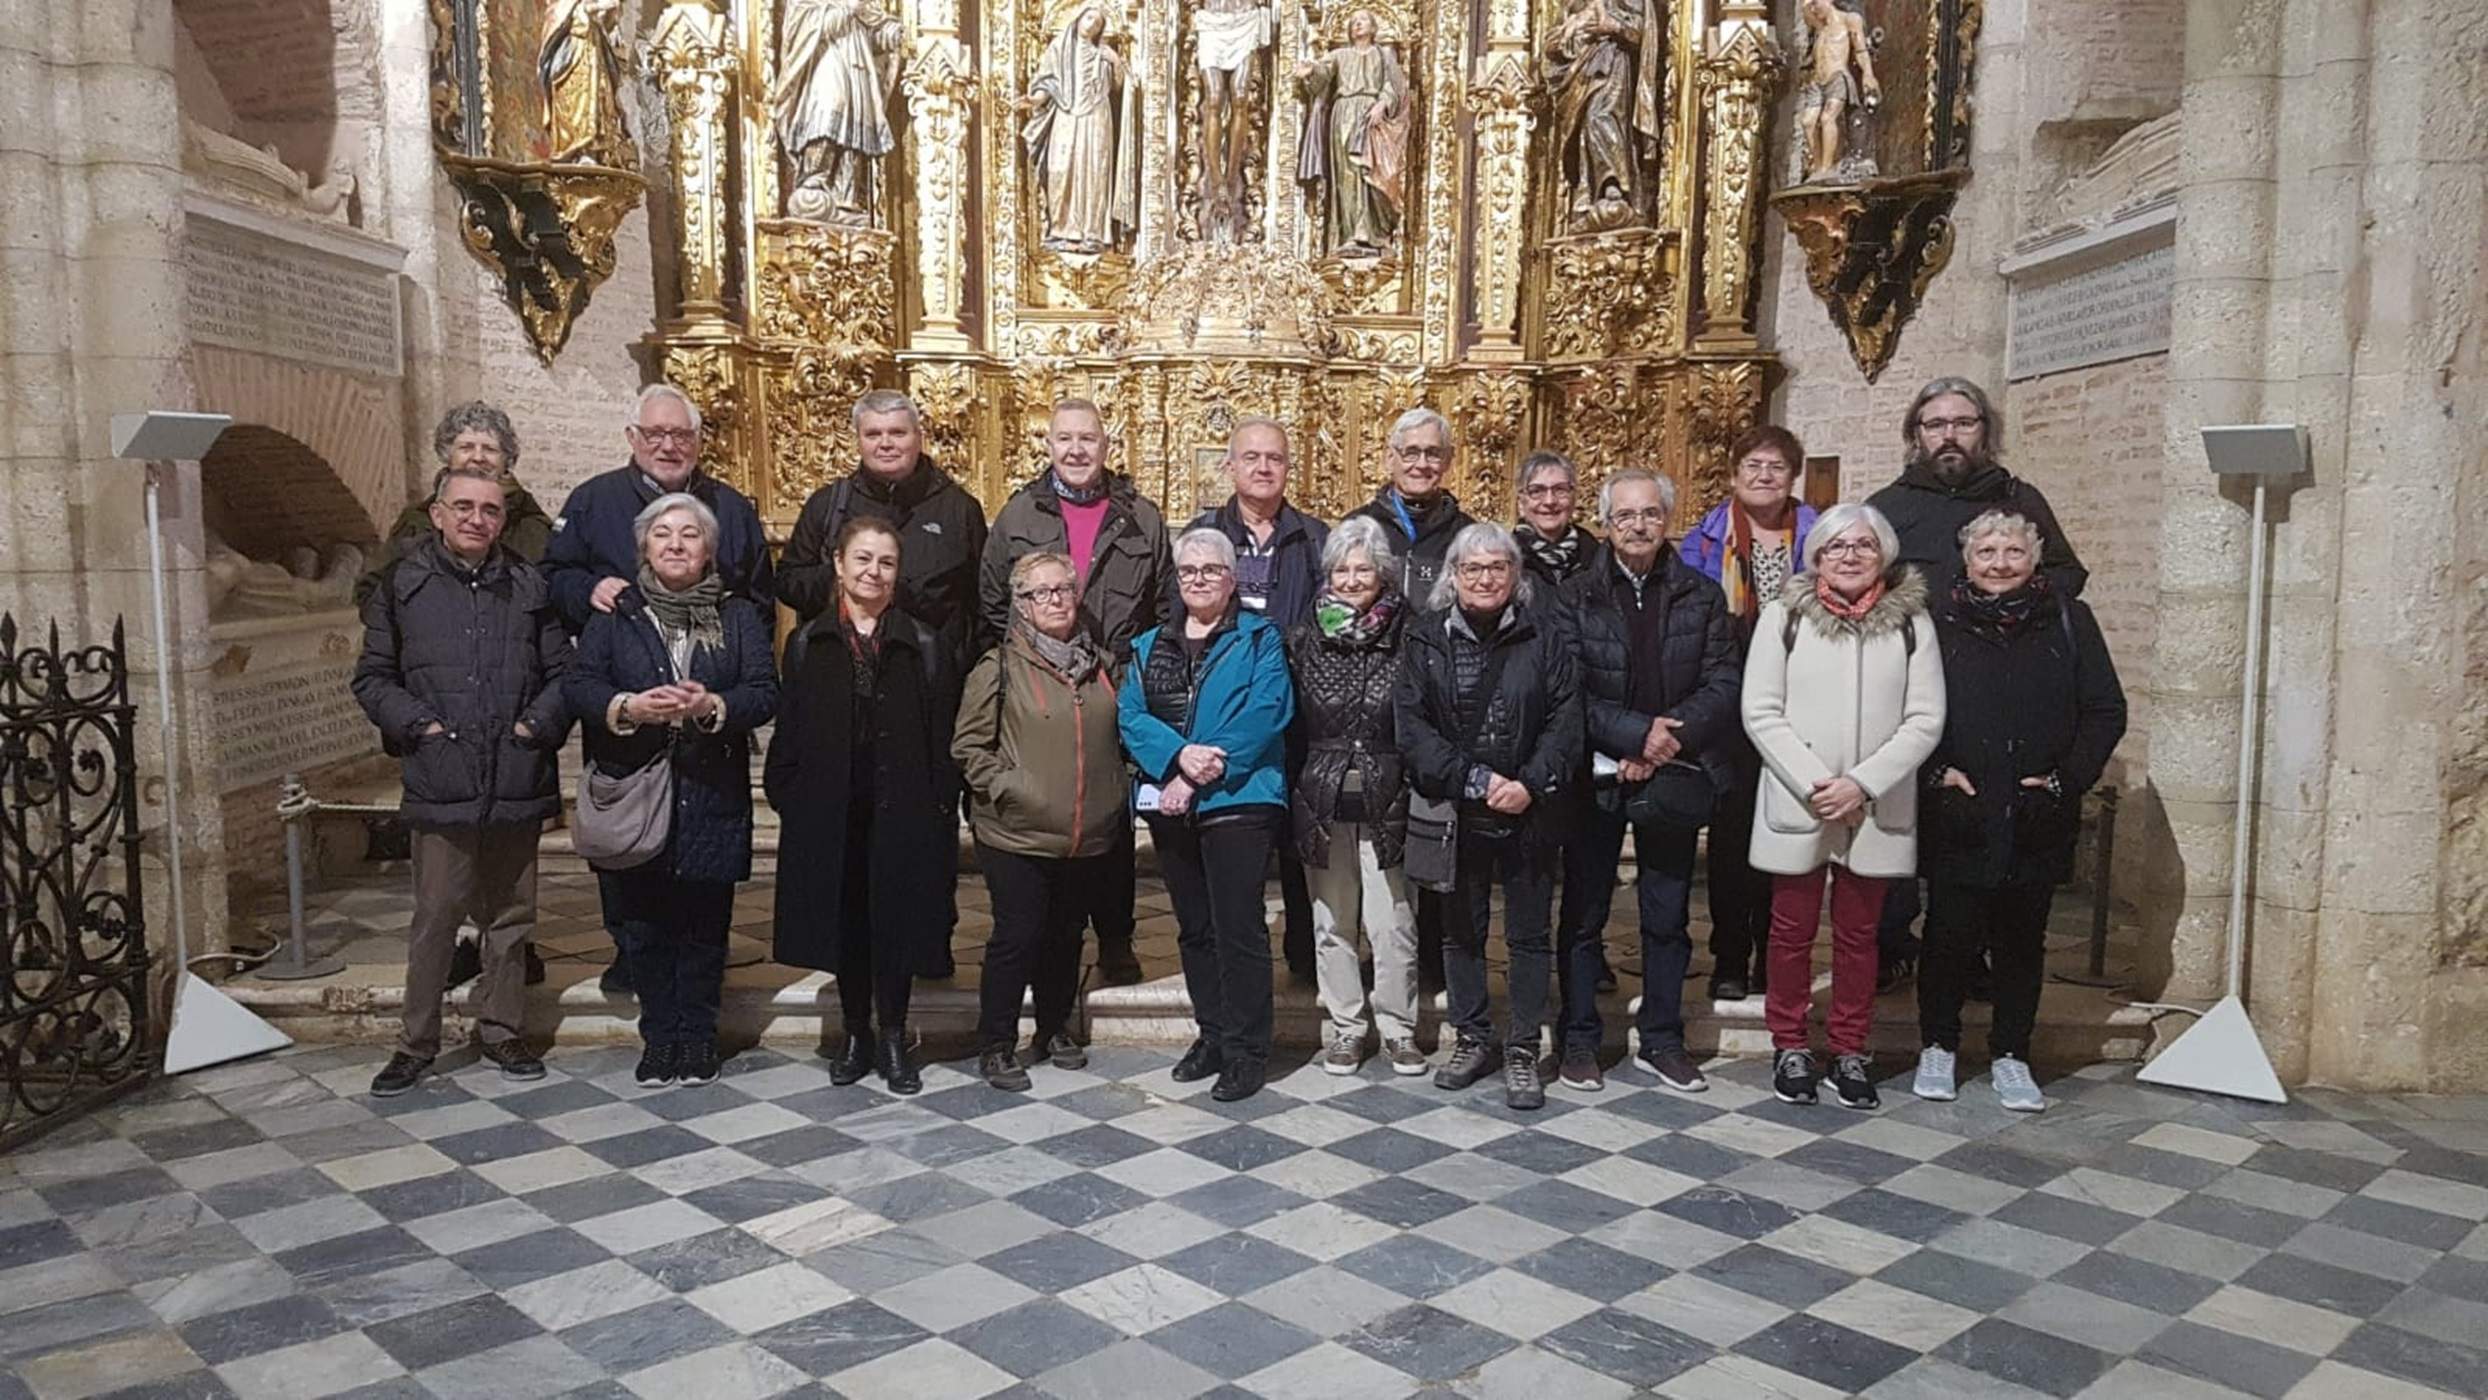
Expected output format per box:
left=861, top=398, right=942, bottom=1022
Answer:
left=649, top=1, right=737, bottom=332
left=662, top=343, right=745, bottom=481
left=906, top=359, right=979, bottom=468
left=1443, top=369, right=1531, bottom=513
left=753, top=220, right=899, bottom=356
left=1466, top=51, right=1536, bottom=357
left=1694, top=24, right=1780, bottom=346
left=1539, top=229, right=1674, bottom=361
left=904, top=32, right=980, bottom=347
left=1316, top=255, right=1404, bottom=317
left=1120, top=245, right=1338, bottom=356
left=1034, top=249, right=1139, bottom=309
left=445, top=156, right=645, bottom=363
left=1771, top=169, right=1963, bottom=381
left=1682, top=359, right=1762, bottom=512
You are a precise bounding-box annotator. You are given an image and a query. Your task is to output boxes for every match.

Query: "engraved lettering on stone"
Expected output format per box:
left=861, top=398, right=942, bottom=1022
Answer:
left=2008, top=242, right=2173, bottom=381
left=184, top=221, right=404, bottom=378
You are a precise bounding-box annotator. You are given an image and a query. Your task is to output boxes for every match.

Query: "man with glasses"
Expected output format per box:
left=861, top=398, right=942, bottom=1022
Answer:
left=543, top=382, right=775, bottom=994
left=1348, top=406, right=1475, bottom=604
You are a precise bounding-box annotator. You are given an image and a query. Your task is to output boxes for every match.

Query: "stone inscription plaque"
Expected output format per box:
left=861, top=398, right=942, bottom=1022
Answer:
left=211, top=619, right=376, bottom=792
left=186, top=219, right=404, bottom=378
left=2008, top=241, right=2173, bottom=381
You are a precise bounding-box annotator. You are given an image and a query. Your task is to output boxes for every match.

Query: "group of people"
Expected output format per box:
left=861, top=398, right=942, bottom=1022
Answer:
left=351, top=373, right=2124, bottom=1115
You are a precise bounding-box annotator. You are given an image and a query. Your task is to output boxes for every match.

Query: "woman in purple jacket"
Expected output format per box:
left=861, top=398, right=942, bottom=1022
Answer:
left=1677, top=425, right=1817, bottom=1002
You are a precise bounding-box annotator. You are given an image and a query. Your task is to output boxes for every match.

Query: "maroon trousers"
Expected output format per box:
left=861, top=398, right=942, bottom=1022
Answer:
left=1764, top=864, right=1889, bottom=1056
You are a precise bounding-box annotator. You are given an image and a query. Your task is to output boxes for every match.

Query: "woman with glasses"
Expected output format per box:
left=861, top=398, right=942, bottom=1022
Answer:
left=1742, top=503, right=1943, bottom=1111
left=1512, top=450, right=1596, bottom=596
left=1120, top=528, right=1297, bottom=1100
left=1679, top=425, right=1818, bottom=1003
left=953, top=552, right=1128, bottom=1090
left=1396, top=523, right=1583, bottom=1110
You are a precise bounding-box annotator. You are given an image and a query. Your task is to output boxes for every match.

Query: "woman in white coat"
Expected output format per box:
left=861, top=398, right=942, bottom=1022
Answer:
left=1742, top=503, right=1944, bottom=1111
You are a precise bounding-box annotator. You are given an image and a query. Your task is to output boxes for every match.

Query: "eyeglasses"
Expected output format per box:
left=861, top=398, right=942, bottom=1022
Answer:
left=1455, top=560, right=1513, bottom=580
left=1736, top=458, right=1795, bottom=478
left=1016, top=583, right=1075, bottom=602
left=1394, top=445, right=1451, bottom=464
left=1520, top=481, right=1575, bottom=499
left=439, top=500, right=507, bottom=519
left=632, top=426, right=700, bottom=446
left=1916, top=415, right=1983, bottom=435
left=1817, top=538, right=1881, bottom=559
left=1177, top=564, right=1233, bottom=582
left=1606, top=507, right=1665, bottom=527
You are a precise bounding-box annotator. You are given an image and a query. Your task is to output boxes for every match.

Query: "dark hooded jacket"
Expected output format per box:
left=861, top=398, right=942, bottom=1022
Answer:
left=1866, top=460, right=2088, bottom=599
left=777, top=456, right=991, bottom=667
left=541, top=465, right=776, bottom=634
left=1177, top=497, right=1331, bottom=630
left=1347, top=487, right=1473, bottom=605
left=1286, top=602, right=1410, bottom=870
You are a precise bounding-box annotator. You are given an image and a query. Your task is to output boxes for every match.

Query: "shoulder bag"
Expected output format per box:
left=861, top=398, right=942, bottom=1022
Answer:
left=573, top=617, right=679, bottom=870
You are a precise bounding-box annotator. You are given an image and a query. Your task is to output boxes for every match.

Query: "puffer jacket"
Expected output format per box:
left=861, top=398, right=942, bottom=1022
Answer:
left=1346, top=487, right=1473, bottom=605
left=1741, top=569, right=1946, bottom=878
left=1395, top=603, right=1583, bottom=846
left=953, top=626, right=1128, bottom=859
left=1285, top=606, right=1409, bottom=870
left=349, top=538, right=573, bottom=830
left=1561, top=548, right=1744, bottom=803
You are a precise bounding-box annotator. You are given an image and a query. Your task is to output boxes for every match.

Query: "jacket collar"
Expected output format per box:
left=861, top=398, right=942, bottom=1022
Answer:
left=1894, top=458, right=2015, bottom=501
left=1783, top=565, right=1930, bottom=639
left=1208, top=496, right=1312, bottom=547
left=397, top=535, right=515, bottom=600
left=851, top=455, right=952, bottom=511
left=627, top=464, right=713, bottom=504
left=1021, top=469, right=1136, bottom=517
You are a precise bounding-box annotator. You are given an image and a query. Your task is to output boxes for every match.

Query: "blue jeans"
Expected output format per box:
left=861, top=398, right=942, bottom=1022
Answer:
left=1559, top=808, right=1698, bottom=1055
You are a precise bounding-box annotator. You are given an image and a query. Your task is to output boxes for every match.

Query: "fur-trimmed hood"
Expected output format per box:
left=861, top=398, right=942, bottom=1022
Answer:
left=1782, top=565, right=1930, bottom=640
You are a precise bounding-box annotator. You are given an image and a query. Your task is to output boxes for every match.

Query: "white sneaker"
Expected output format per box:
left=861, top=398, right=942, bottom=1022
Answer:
left=1991, top=1055, right=2045, bottom=1112
left=1912, top=1046, right=1957, bottom=1101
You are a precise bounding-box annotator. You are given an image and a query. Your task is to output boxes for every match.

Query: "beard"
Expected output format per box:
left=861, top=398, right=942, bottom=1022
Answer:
left=1908, top=441, right=1995, bottom=484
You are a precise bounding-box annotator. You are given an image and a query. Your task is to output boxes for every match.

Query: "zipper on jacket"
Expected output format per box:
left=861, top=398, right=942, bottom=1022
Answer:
left=1070, top=673, right=1087, bottom=851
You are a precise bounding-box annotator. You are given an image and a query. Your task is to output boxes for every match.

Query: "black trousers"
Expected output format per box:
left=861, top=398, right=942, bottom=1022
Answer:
left=1443, top=837, right=1556, bottom=1051
left=836, top=809, right=913, bottom=1031
left=1879, top=875, right=1925, bottom=964
left=1561, top=811, right=1698, bottom=1054
left=1151, top=809, right=1280, bottom=1064
left=1919, top=880, right=2054, bottom=1058
left=977, top=843, right=1102, bottom=1050
left=1278, top=850, right=1315, bottom=970
left=1704, top=779, right=1773, bottom=979
left=610, top=868, right=733, bottom=1049
left=1088, top=819, right=1137, bottom=948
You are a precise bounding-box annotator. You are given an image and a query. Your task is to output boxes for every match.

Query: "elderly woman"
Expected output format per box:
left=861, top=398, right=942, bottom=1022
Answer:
left=954, top=552, right=1128, bottom=1090
left=1914, top=511, right=2125, bottom=1111
left=1120, top=527, right=1296, bottom=1101
left=1512, top=450, right=1596, bottom=596
left=567, top=492, right=778, bottom=1088
left=1287, top=516, right=1422, bottom=1077
left=769, top=519, right=962, bottom=1097
left=1680, top=425, right=1818, bottom=1002
left=1397, top=523, right=1582, bottom=1110
left=1743, top=503, right=1944, bottom=1111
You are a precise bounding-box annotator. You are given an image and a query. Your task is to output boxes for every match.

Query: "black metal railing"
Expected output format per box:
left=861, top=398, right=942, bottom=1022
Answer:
left=0, top=614, right=153, bottom=1150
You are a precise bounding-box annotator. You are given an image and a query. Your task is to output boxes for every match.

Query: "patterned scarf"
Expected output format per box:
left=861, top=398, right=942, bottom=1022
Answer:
left=1950, top=573, right=2054, bottom=644
left=635, top=564, right=725, bottom=653
left=1513, top=522, right=1586, bottom=582
left=1314, top=585, right=1402, bottom=648
left=1018, top=614, right=1102, bottom=680
left=1814, top=572, right=1888, bottom=622
left=1722, top=500, right=1796, bottom=621
left=1048, top=468, right=1110, bottom=506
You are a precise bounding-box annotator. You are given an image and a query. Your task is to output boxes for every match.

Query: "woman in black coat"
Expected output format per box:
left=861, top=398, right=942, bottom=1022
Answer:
left=1913, top=510, right=2126, bottom=1114
left=567, top=492, right=779, bottom=1089
left=766, top=518, right=962, bottom=1096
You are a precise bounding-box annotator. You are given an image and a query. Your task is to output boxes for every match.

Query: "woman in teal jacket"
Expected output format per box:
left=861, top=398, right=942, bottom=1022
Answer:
left=1120, top=528, right=1297, bottom=1101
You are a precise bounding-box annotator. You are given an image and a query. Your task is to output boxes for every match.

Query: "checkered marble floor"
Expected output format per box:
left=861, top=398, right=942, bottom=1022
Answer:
left=7, top=1046, right=2486, bottom=1400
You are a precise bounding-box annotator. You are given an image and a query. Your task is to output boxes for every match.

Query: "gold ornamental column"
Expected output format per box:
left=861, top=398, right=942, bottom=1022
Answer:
left=1466, top=0, right=1535, bottom=361
left=649, top=1, right=738, bottom=335
left=1693, top=7, right=1780, bottom=349
left=902, top=5, right=978, bottom=353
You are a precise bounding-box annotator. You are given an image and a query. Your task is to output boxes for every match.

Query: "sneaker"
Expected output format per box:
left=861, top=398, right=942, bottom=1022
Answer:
left=1912, top=1046, right=1958, bottom=1101
left=1558, top=1047, right=1603, bottom=1092
left=369, top=1051, right=431, bottom=1097
left=1638, top=1045, right=1709, bottom=1094
left=981, top=1046, right=1032, bottom=1091
left=634, top=1043, right=677, bottom=1088
left=1211, top=1057, right=1267, bottom=1102
left=1036, top=1032, right=1089, bottom=1070
left=1709, top=973, right=1749, bottom=1002
left=1321, top=1030, right=1366, bottom=1077
left=1503, top=1046, right=1546, bottom=1111
left=1384, top=1038, right=1429, bottom=1077
left=1991, top=1055, right=2045, bottom=1112
left=677, top=1043, right=721, bottom=1085
left=1096, top=939, right=1144, bottom=987
left=1171, top=1037, right=1224, bottom=1083
left=1829, top=1053, right=1880, bottom=1110
left=1434, top=1037, right=1495, bottom=1091
left=1772, top=1048, right=1819, bottom=1105
left=477, top=1038, right=546, bottom=1081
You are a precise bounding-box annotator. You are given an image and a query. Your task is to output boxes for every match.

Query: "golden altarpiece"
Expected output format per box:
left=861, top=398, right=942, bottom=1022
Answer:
left=441, top=0, right=1796, bottom=526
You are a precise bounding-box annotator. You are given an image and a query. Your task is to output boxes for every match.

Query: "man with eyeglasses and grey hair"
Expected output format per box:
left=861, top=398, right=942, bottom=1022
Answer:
left=1347, top=406, right=1475, bottom=605
left=543, top=382, right=776, bottom=995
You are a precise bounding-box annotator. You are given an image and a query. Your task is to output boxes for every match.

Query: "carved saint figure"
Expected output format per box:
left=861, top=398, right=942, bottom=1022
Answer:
left=539, top=0, right=632, bottom=164
left=1193, top=0, right=1277, bottom=239
left=1796, top=0, right=1880, bottom=182
left=1018, top=7, right=1140, bottom=253
left=1294, top=10, right=1410, bottom=257
left=776, top=0, right=905, bottom=225
left=1544, top=0, right=1665, bottom=230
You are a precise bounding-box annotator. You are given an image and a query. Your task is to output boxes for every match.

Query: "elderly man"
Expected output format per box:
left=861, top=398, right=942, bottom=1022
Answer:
left=351, top=466, right=573, bottom=1095
left=357, top=403, right=557, bottom=606
left=1553, top=468, right=1741, bottom=1094
left=542, top=382, right=775, bottom=994
left=1348, top=406, right=1475, bottom=604
left=1179, top=418, right=1328, bottom=979
left=981, top=399, right=1172, bottom=985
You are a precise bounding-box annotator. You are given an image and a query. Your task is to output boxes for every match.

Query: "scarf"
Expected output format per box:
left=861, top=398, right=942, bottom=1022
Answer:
left=636, top=564, right=725, bottom=654
left=1018, top=614, right=1102, bottom=680
left=1514, top=522, right=1586, bottom=581
left=1950, top=573, right=2054, bottom=644
left=1722, top=500, right=1798, bottom=621
left=1814, top=572, right=1888, bottom=623
left=1048, top=468, right=1110, bottom=506
left=1314, top=586, right=1401, bottom=648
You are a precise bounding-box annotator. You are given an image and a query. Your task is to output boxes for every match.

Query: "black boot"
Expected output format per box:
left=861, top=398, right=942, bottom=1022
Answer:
left=823, top=1027, right=876, bottom=1086
left=880, top=1026, right=921, bottom=1095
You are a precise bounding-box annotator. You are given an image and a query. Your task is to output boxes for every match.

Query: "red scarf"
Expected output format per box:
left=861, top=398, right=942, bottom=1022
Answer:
left=1814, top=573, right=1886, bottom=622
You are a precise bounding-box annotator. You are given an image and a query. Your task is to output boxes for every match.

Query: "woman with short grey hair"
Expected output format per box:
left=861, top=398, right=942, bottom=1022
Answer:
left=1514, top=451, right=1596, bottom=595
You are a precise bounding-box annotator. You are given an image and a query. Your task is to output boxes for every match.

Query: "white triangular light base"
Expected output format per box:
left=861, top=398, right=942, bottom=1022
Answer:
left=164, top=972, right=293, bottom=1075
left=2135, top=994, right=2288, bottom=1104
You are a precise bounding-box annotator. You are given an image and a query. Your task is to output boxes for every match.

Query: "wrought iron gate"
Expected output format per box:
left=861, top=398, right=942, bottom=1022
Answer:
left=0, top=614, right=153, bottom=1149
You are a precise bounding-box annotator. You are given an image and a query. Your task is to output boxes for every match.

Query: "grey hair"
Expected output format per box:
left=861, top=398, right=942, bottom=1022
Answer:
left=634, top=383, right=704, bottom=435
left=1173, top=527, right=1239, bottom=570
left=1958, top=509, right=2041, bottom=562
left=1226, top=416, right=1290, bottom=457
left=1386, top=406, right=1452, bottom=452
left=428, top=463, right=503, bottom=504
left=1597, top=466, right=1677, bottom=522
left=1903, top=376, right=1999, bottom=445
left=1008, top=550, right=1077, bottom=595
left=1321, top=514, right=1401, bottom=586
left=1802, top=502, right=1900, bottom=569
left=1515, top=450, right=1575, bottom=493
left=432, top=401, right=520, bottom=470
left=1426, top=521, right=1535, bottom=611
left=632, top=491, right=720, bottom=556
left=851, top=388, right=920, bottom=432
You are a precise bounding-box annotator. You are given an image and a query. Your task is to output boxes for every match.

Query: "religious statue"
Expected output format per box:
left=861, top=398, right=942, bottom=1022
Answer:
left=1294, top=10, right=1410, bottom=258
left=1544, top=0, right=1665, bottom=232
left=1795, top=0, right=1880, bottom=183
left=775, top=0, right=905, bottom=225
left=1192, top=0, right=1277, bottom=240
left=1018, top=6, right=1141, bottom=253
left=538, top=0, right=633, bottom=165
